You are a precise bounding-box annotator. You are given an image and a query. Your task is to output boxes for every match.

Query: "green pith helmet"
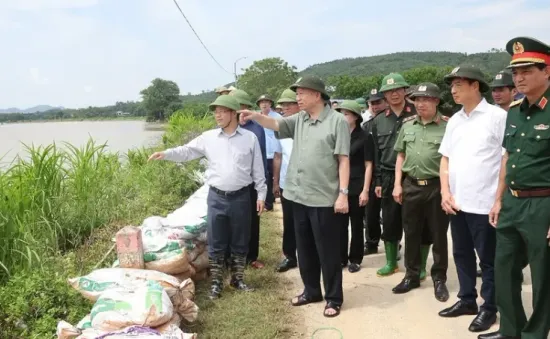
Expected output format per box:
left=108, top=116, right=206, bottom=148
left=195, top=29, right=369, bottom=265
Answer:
left=229, top=89, right=254, bottom=107
left=336, top=100, right=363, bottom=123
left=290, top=75, right=330, bottom=100
left=506, top=36, right=550, bottom=68
left=367, top=88, right=384, bottom=102
left=490, top=69, right=515, bottom=88
left=256, top=94, right=274, bottom=106
left=355, top=97, right=367, bottom=108
left=277, top=88, right=297, bottom=104
left=443, top=65, right=490, bottom=93
left=215, top=86, right=229, bottom=94
left=380, top=73, right=409, bottom=92
left=209, top=95, right=240, bottom=112
left=409, top=82, right=441, bottom=99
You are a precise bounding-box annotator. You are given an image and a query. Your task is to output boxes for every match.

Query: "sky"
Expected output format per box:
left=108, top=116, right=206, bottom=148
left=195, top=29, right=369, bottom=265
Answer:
left=0, top=0, right=549, bottom=109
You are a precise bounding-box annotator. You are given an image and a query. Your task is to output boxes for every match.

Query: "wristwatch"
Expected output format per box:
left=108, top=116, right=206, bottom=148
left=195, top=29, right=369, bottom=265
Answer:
left=339, top=188, right=349, bottom=195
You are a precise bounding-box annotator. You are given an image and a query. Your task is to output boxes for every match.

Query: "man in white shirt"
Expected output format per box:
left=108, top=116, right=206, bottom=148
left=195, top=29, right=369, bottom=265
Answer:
left=437, top=65, right=507, bottom=333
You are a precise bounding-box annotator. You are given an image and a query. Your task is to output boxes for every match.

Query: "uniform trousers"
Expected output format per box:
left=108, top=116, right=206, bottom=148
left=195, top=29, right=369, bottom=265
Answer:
left=246, top=185, right=261, bottom=263
left=339, top=194, right=365, bottom=265
left=450, top=211, right=496, bottom=312
left=380, top=170, right=403, bottom=242
left=364, top=181, right=382, bottom=249
left=280, top=189, right=297, bottom=260
left=402, top=177, right=448, bottom=281
left=495, top=191, right=550, bottom=339
left=207, top=186, right=251, bottom=258
left=265, top=159, right=274, bottom=210
left=293, top=201, right=343, bottom=305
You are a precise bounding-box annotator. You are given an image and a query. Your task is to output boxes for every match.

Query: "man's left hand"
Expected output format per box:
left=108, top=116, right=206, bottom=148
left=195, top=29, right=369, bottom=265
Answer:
left=273, top=182, right=280, bottom=198
left=334, top=195, right=348, bottom=214
left=257, top=200, right=265, bottom=216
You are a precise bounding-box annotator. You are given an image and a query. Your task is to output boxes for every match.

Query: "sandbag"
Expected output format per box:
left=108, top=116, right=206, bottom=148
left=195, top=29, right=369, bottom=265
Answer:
left=57, top=321, right=81, bottom=339
left=173, top=266, right=196, bottom=282
left=190, top=250, right=208, bottom=272
left=191, top=269, right=208, bottom=282
left=75, top=326, right=197, bottom=339
left=172, top=298, right=199, bottom=323
left=90, top=281, right=173, bottom=332
left=153, top=313, right=181, bottom=333
left=144, top=248, right=190, bottom=275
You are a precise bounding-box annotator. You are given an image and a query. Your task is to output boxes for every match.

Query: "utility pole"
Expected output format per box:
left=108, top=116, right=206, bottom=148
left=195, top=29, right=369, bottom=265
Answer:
left=233, top=56, right=247, bottom=87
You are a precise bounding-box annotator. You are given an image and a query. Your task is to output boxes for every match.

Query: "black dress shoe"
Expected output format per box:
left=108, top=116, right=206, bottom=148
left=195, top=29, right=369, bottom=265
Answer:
left=439, top=300, right=478, bottom=317
left=276, top=257, right=297, bottom=273
left=469, top=310, right=497, bottom=332
left=392, top=278, right=420, bottom=294
left=348, top=263, right=361, bottom=273
left=434, top=281, right=449, bottom=302
left=230, top=279, right=254, bottom=292
left=478, top=331, right=519, bottom=339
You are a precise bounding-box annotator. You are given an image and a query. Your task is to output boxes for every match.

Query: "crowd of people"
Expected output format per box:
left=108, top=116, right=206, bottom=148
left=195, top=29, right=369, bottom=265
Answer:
left=148, top=36, right=550, bottom=339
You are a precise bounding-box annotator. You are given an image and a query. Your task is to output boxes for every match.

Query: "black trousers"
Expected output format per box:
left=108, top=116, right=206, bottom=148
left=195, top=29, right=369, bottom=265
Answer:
left=339, top=194, right=365, bottom=264
left=293, top=201, right=343, bottom=305
left=265, top=159, right=274, bottom=210
left=450, top=211, right=496, bottom=312
left=365, top=182, right=382, bottom=248
left=280, top=189, right=297, bottom=260
left=380, top=170, right=403, bottom=242
left=246, top=185, right=261, bottom=263
left=207, top=187, right=251, bottom=257
left=402, top=178, right=448, bottom=282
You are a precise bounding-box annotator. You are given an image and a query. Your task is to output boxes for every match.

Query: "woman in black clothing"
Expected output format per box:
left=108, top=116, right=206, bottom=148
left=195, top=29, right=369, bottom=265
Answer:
left=335, top=100, right=374, bottom=273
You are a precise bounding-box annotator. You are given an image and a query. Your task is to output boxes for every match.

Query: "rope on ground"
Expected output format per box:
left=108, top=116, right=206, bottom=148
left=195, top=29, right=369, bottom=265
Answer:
left=311, top=327, right=343, bottom=338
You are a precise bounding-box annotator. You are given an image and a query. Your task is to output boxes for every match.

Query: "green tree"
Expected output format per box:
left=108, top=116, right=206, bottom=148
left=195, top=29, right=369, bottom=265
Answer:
left=140, top=78, right=182, bottom=121
left=238, top=58, right=298, bottom=102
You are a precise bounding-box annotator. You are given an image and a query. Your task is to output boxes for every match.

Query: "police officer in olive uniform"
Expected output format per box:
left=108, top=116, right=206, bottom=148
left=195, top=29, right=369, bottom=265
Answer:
left=490, top=70, right=517, bottom=112
left=362, top=88, right=386, bottom=255
left=480, top=37, right=550, bottom=339
left=391, top=83, right=450, bottom=302
left=371, top=73, right=416, bottom=276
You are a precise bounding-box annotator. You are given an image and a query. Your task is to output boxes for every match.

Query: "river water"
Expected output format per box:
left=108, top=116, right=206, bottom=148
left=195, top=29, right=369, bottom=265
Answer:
left=0, top=120, right=164, bottom=167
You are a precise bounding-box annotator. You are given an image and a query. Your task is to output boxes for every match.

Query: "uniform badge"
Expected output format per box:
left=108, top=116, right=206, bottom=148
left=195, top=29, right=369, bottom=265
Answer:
left=495, top=74, right=503, bottom=80
left=451, top=67, right=460, bottom=75
left=418, top=85, right=427, bottom=91
left=405, top=106, right=411, bottom=112
left=534, top=124, right=549, bottom=130
left=513, top=41, right=524, bottom=54
left=260, top=95, right=266, bottom=99
left=539, top=97, right=548, bottom=109
left=387, top=78, right=395, bottom=85
left=371, top=89, right=377, bottom=95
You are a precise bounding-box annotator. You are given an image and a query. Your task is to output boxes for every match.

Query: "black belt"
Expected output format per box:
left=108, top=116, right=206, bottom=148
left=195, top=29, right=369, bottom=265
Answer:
left=405, top=176, right=439, bottom=186
left=210, top=185, right=249, bottom=197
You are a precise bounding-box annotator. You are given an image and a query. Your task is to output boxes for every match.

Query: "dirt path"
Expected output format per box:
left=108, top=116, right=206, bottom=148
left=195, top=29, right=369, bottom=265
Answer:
left=272, top=203, right=534, bottom=339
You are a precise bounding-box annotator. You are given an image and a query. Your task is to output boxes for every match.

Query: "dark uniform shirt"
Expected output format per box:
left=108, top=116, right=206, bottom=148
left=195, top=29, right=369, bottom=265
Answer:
left=394, top=113, right=448, bottom=179
left=371, top=102, right=417, bottom=185
left=241, top=120, right=268, bottom=179
left=349, top=126, right=374, bottom=195
left=503, top=86, right=550, bottom=189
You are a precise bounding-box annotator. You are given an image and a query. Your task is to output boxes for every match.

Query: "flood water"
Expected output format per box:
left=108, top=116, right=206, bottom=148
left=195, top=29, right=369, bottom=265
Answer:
left=0, top=120, right=164, bottom=167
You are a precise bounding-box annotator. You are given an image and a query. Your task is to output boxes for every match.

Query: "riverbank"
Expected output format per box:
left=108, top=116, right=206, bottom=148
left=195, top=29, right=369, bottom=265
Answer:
left=0, top=116, right=147, bottom=124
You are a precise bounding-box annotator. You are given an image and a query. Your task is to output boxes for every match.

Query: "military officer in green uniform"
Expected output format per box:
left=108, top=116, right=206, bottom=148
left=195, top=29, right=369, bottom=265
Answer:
left=391, top=83, right=450, bottom=302
left=371, top=73, right=416, bottom=276
left=479, top=37, right=550, bottom=339
left=490, top=69, right=518, bottom=112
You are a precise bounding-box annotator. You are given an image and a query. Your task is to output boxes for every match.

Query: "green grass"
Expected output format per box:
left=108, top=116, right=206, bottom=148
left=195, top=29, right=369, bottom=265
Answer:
left=185, top=210, right=296, bottom=339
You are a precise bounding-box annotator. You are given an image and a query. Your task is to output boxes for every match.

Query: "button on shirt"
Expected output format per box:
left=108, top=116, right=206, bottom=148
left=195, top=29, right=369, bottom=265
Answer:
left=276, top=105, right=350, bottom=207
left=438, top=98, right=507, bottom=214
left=163, top=127, right=267, bottom=201
left=264, top=110, right=282, bottom=159
left=279, top=138, right=293, bottom=190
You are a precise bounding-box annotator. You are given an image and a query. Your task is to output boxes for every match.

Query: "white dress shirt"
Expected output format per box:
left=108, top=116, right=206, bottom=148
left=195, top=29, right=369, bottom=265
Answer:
left=163, top=126, right=267, bottom=201
left=438, top=98, right=507, bottom=215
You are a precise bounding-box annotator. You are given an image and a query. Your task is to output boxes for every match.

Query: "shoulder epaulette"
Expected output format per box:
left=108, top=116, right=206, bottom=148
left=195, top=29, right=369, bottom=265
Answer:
left=510, top=99, right=523, bottom=107
left=403, top=114, right=417, bottom=123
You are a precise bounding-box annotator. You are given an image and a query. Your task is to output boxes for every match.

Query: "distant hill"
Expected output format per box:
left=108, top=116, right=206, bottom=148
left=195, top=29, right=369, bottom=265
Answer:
left=181, top=50, right=511, bottom=103
left=0, top=105, right=64, bottom=114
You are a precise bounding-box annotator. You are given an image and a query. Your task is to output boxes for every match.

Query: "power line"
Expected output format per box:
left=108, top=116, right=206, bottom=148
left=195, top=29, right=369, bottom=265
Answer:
left=171, top=0, right=231, bottom=74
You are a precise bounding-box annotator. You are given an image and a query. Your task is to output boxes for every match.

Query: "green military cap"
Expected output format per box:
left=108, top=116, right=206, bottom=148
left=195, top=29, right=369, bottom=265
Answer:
left=335, top=100, right=363, bottom=124
left=367, top=88, right=384, bottom=102
left=490, top=69, right=515, bottom=88
left=256, top=94, right=274, bottom=106
left=506, top=36, right=550, bottom=68
left=277, top=88, right=297, bottom=104
left=209, top=95, right=240, bottom=112
left=444, top=65, right=489, bottom=93
left=355, top=97, right=367, bottom=108
left=380, top=73, right=409, bottom=92
left=215, top=86, right=229, bottom=94
left=409, top=82, right=441, bottom=99
left=229, top=89, right=254, bottom=107
left=290, top=75, right=330, bottom=100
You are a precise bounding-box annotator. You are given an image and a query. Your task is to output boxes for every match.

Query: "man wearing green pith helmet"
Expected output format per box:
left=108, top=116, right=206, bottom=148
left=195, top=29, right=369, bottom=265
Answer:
left=371, top=72, right=416, bottom=277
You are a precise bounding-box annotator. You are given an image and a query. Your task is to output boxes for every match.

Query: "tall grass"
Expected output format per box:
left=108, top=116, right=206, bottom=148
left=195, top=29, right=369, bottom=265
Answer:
left=0, top=112, right=215, bottom=281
